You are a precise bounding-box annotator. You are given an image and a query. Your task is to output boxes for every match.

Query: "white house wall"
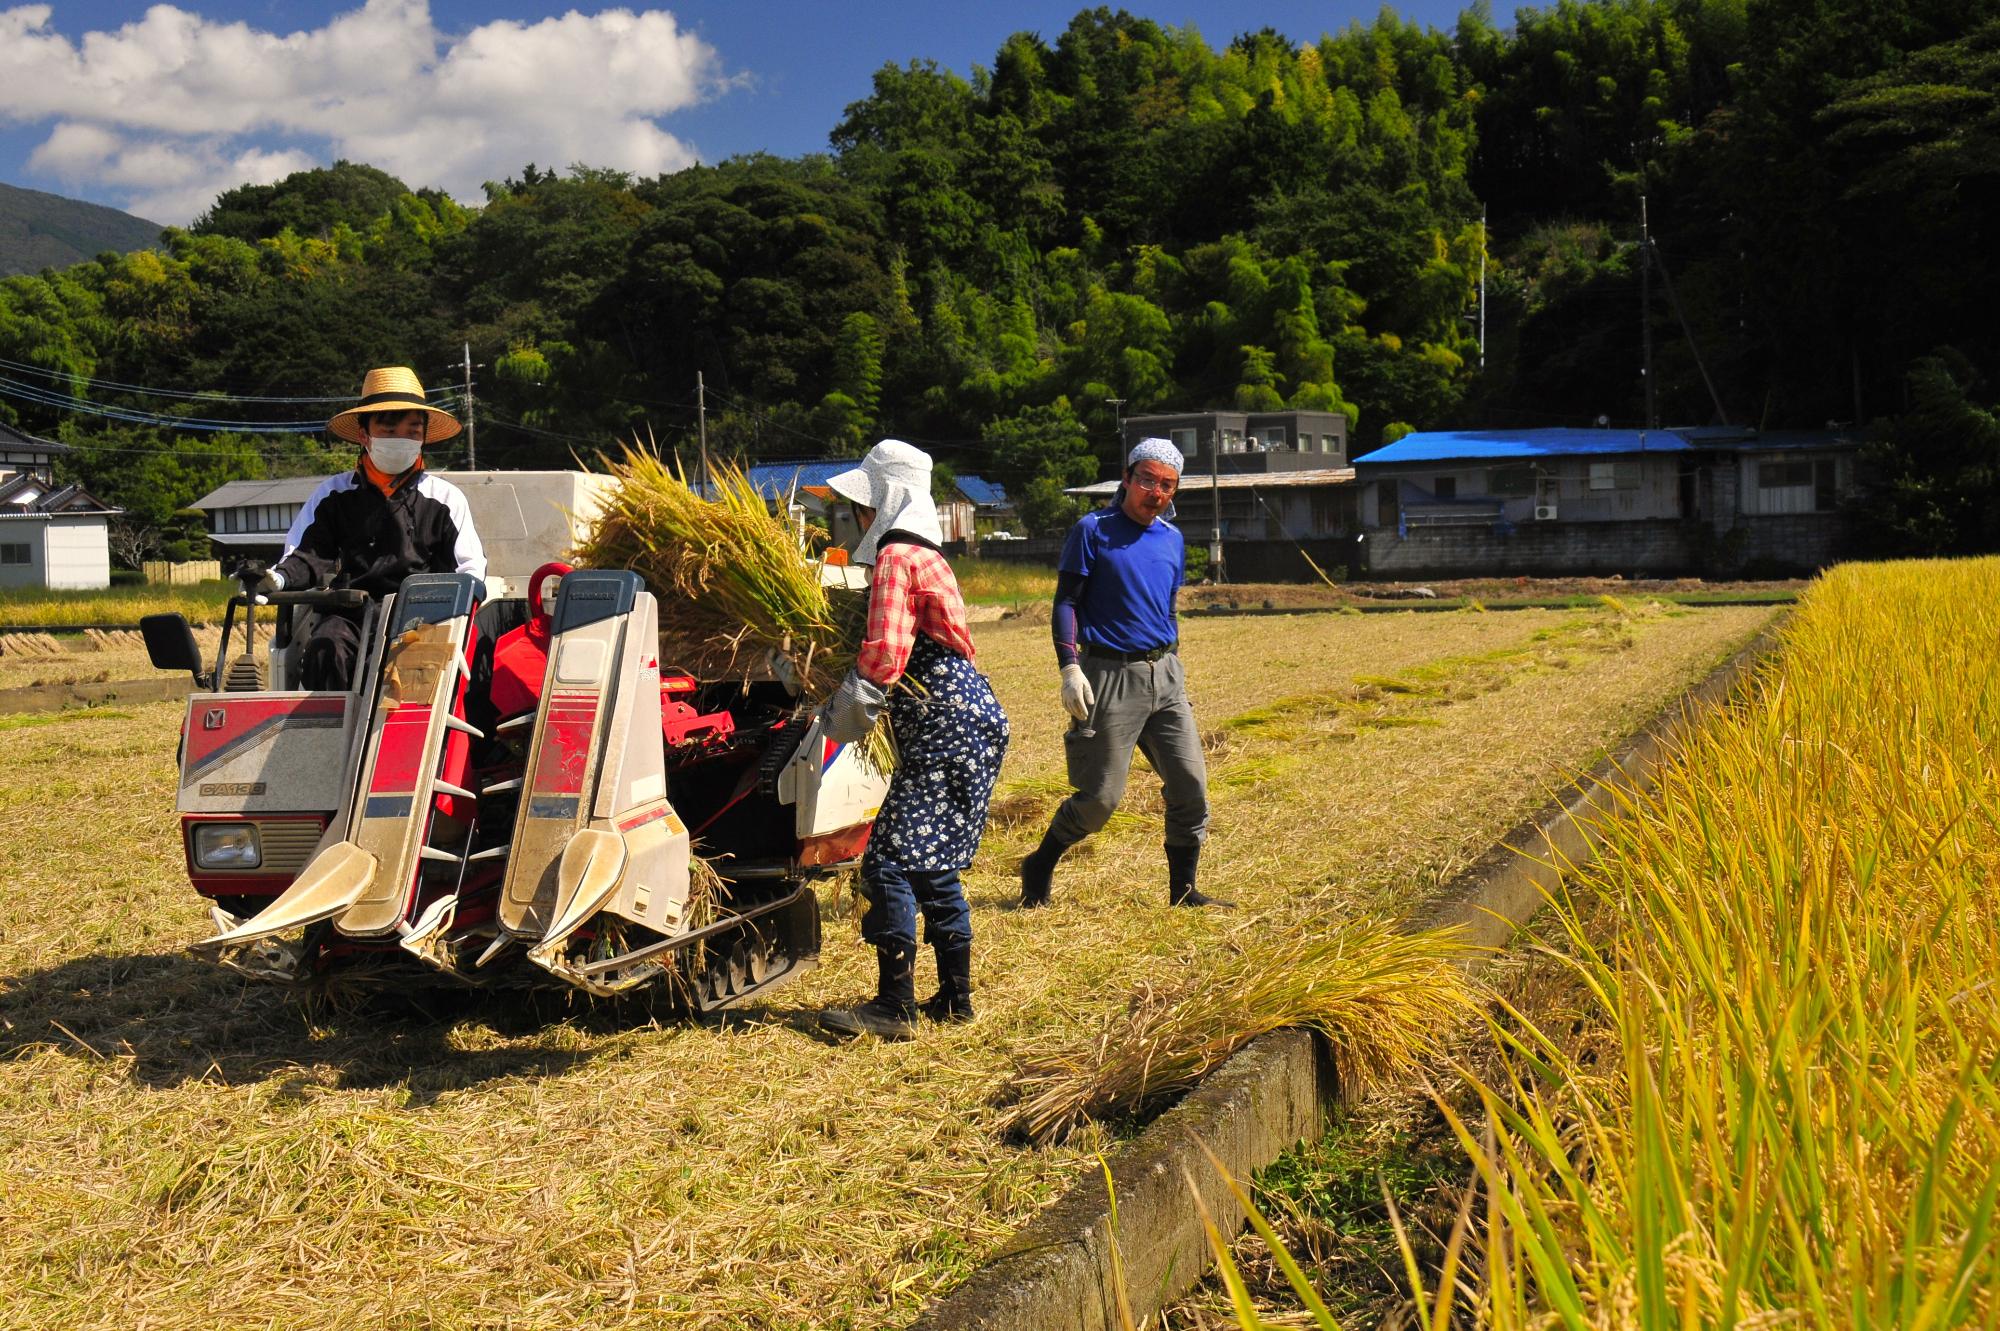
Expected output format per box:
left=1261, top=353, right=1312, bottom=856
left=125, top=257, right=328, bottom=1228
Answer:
left=44, top=515, right=111, bottom=589
left=0, top=519, right=47, bottom=589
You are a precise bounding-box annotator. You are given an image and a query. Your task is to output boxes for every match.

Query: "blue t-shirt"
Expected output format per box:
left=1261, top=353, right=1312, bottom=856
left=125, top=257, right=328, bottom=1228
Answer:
left=1058, top=507, right=1183, bottom=653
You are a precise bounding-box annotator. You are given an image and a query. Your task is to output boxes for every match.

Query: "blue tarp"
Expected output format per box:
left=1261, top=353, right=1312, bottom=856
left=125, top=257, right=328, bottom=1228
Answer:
left=955, top=474, right=1009, bottom=507
left=1354, top=428, right=1693, bottom=466
left=742, top=459, right=863, bottom=500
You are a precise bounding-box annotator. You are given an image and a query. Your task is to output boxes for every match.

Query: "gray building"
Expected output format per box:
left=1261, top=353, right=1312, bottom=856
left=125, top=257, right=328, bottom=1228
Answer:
left=1353, top=426, right=1861, bottom=578
left=1121, top=409, right=1349, bottom=468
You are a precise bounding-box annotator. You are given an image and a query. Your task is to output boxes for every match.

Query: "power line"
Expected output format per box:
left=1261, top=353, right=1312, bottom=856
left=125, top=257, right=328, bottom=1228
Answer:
left=0, top=351, right=379, bottom=404
left=0, top=375, right=464, bottom=433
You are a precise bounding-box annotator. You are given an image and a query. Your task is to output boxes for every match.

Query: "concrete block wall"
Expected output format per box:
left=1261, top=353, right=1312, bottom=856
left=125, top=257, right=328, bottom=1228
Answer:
left=1361, top=513, right=1848, bottom=580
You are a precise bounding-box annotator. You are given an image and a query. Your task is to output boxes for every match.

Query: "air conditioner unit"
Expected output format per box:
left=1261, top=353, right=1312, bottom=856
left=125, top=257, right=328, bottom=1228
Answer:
left=1534, top=504, right=1559, bottom=521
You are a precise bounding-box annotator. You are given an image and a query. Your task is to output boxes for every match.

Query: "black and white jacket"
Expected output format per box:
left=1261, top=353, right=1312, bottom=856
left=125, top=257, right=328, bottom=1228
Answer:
left=272, top=469, right=486, bottom=598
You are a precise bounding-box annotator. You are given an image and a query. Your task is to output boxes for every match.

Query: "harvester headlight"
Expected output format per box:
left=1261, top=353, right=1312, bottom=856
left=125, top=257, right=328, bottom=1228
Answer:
left=193, top=823, right=262, bottom=869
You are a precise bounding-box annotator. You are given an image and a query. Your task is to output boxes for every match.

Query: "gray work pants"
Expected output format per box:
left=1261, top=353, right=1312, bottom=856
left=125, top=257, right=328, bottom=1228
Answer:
left=1047, top=651, right=1209, bottom=848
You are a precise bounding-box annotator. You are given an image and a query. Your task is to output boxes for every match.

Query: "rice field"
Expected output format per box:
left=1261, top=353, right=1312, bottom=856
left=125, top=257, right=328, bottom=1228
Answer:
left=0, top=582, right=234, bottom=628
left=1166, top=558, right=2000, bottom=1330
left=0, top=599, right=1777, bottom=1329
left=1446, top=559, right=2000, bottom=1327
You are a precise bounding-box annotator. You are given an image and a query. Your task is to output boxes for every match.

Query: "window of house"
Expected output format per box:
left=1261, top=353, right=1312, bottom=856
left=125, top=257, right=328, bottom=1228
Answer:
left=1490, top=465, right=1536, bottom=496
left=1433, top=476, right=1458, bottom=500
left=1759, top=459, right=1814, bottom=488
left=0, top=543, right=29, bottom=565
left=1322, top=434, right=1341, bottom=456
left=1589, top=461, right=1642, bottom=491
left=1259, top=427, right=1288, bottom=450
left=1170, top=427, right=1198, bottom=460
left=1221, top=429, right=1245, bottom=454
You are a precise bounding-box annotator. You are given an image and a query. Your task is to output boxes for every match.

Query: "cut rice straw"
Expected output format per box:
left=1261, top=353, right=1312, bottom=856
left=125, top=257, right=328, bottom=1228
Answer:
left=573, top=440, right=894, bottom=769
left=998, top=920, right=1485, bottom=1145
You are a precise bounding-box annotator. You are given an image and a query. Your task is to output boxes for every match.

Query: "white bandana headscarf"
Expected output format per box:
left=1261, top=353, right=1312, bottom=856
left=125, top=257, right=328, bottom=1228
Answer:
left=1127, top=437, right=1185, bottom=473
left=1119, top=436, right=1184, bottom=521
left=825, top=438, right=945, bottom=565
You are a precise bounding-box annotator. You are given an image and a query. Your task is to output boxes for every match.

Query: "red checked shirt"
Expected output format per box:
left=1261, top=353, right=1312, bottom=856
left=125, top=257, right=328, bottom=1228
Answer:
left=855, top=541, right=978, bottom=687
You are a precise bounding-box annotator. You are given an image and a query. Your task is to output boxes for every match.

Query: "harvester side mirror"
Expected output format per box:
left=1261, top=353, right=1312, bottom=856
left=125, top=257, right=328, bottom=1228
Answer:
left=140, top=613, right=211, bottom=689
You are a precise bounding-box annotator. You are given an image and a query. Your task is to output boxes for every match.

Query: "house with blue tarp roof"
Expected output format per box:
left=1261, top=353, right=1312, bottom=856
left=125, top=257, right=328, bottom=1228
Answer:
left=743, top=459, right=861, bottom=500
left=733, top=457, right=976, bottom=549
left=953, top=474, right=1011, bottom=513
left=1350, top=424, right=1859, bottom=578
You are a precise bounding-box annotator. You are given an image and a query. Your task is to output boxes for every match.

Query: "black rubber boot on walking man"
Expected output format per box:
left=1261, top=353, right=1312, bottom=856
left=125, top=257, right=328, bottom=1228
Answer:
left=1018, top=826, right=1076, bottom=908
left=821, top=942, right=919, bottom=1039
left=920, top=940, right=976, bottom=1023
left=1166, top=842, right=1234, bottom=909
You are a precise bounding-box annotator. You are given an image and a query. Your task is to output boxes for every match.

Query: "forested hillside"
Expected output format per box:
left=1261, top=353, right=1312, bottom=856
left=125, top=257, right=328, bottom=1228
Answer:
left=1, top=0, right=1994, bottom=560
left=0, top=182, right=163, bottom=278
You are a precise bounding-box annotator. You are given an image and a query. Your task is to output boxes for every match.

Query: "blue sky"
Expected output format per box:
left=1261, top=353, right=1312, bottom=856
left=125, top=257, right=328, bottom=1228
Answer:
left=0, top=1, right=1473, bottom=225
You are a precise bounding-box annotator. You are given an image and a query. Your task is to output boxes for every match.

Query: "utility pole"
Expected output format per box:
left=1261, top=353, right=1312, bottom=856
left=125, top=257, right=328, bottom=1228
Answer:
left=1209, top=427, right=1225, bottom=583
left=462, top=341, right=477, bottom=470
left=1477, top=205, right=1488, bottom=372
left=1641, top=195, right=1657, bottom=429
left=1105, top=397, right=1125, bottom=453
left=697, top=370, right=710, bottom=498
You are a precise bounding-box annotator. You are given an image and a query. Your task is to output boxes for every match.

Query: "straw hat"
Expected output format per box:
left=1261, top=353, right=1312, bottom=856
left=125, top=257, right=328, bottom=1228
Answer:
left=326, top=366, right=463, bottom=444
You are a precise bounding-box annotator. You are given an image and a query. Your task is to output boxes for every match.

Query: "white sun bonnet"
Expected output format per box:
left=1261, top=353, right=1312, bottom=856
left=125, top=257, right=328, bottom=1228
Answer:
left=825, top=438, right=945, bottom=565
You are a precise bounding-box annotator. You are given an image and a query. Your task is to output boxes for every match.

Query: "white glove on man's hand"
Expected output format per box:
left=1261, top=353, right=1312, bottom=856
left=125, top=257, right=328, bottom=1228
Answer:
left=1059, top=662, right=1095, bottom=722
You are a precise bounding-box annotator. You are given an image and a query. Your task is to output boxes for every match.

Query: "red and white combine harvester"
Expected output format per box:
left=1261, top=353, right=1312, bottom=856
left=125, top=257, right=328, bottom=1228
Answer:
left=140, top=473, right=887, bottom=1009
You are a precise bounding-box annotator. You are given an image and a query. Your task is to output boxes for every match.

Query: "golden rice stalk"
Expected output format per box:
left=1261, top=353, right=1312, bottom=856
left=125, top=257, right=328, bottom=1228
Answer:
left=575, top=442, right=897, bottom=769
left=998, top=920, right=1484, bottom=1145
left=572, top=444, right=852, bottom=692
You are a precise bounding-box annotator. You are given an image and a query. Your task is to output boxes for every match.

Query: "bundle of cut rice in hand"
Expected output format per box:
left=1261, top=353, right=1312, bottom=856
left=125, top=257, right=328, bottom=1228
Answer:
left=571, top=445, right=865, bottom=696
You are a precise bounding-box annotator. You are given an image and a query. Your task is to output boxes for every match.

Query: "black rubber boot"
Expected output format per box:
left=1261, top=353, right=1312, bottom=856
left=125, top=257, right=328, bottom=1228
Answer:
left=919, top=941, right=976, bottom=1023
left=820, top=943, right=919, bottom=1039
left=1019, top=826, right=1076, bottom=908
left=1167, top=842, right=1235, bottom=909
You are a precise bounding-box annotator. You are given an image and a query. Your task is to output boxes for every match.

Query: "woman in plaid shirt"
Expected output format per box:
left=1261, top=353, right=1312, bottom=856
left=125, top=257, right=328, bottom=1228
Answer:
left=816, top=440, right=1010, bottom=1040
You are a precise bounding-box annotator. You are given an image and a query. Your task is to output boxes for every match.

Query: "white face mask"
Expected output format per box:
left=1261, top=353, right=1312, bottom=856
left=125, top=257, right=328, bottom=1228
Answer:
left=368, top=436, right=422, bottom=475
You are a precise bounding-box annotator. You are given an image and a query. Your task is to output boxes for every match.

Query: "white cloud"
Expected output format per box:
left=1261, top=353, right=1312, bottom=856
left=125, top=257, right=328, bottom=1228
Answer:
left=0, top=1, right=728, bottom=223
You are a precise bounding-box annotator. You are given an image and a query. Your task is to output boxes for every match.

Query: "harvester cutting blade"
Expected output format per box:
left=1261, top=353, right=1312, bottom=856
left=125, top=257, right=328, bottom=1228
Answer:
left=499, top=572, right=695, bottom=968
left=525, top=827, right=628, bottom=966
left=193, top=840, right=378, bottom=949
left=333, top=573, right=483, bottom=938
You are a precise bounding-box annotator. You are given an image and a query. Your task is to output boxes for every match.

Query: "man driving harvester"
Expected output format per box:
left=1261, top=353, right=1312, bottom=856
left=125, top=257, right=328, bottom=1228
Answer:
left=243, top=366, right=486, bottom=690
left=1018, top=437, right=1231, bottom=910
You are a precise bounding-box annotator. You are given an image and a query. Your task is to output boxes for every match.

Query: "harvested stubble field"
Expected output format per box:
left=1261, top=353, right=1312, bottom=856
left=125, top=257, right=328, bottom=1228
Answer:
left=0, top=600, right=1776, bottom=1329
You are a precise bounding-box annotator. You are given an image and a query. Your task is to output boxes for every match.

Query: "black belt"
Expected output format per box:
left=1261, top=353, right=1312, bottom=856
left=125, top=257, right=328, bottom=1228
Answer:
left=1084, top=641, right=1177, bottom=663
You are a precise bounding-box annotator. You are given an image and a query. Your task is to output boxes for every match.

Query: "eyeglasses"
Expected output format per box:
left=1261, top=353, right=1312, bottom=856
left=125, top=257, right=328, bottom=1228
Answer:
left=1130, top=474, right=1178, bottom=495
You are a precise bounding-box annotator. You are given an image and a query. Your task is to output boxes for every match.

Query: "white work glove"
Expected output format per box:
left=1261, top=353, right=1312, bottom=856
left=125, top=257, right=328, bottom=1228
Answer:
left=820, top=670, right=887, bottom=744
left=764, top=646, right=803, bottom=698
left=1059, top=662, right=1095, bottom=722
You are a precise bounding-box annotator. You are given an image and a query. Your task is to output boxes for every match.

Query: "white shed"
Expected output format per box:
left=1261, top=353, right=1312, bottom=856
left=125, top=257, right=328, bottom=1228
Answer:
left=0, top=477, right=117, bottom=590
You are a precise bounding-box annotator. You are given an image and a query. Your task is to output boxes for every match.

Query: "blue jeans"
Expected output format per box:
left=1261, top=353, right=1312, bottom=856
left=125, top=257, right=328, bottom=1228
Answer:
left=860, top=860, right=971, bottom=950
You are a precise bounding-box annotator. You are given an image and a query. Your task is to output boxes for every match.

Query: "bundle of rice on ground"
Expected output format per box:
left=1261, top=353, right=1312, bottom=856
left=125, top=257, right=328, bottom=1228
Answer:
left=572, top=445, right=860, bottom=696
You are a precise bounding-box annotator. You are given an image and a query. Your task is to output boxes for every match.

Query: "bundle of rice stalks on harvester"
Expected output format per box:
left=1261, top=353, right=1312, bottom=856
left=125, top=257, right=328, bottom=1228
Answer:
left=571, top=444, right=892, bottom=768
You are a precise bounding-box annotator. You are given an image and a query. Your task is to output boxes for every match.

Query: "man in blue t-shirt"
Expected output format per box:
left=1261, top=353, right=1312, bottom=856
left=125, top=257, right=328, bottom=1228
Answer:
left=1019, top=438, right=1231, bottom=909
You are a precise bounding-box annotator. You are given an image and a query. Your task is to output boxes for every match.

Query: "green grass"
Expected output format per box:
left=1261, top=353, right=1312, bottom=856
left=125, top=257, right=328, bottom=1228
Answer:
left=0, top=708, right=133, bottom=732
left=954, top=557, right=1056, bottom=606
left=0, top=582, right=235, bottom=627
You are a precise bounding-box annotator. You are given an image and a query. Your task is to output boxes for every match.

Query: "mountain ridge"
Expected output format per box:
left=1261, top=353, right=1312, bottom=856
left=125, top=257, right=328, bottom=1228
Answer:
left=0, top=181, right=165, bottom=276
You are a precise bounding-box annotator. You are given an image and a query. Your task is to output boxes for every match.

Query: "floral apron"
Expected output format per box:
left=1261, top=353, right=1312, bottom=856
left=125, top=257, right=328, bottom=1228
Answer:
left=863, top=632, right=1010, bottom=872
